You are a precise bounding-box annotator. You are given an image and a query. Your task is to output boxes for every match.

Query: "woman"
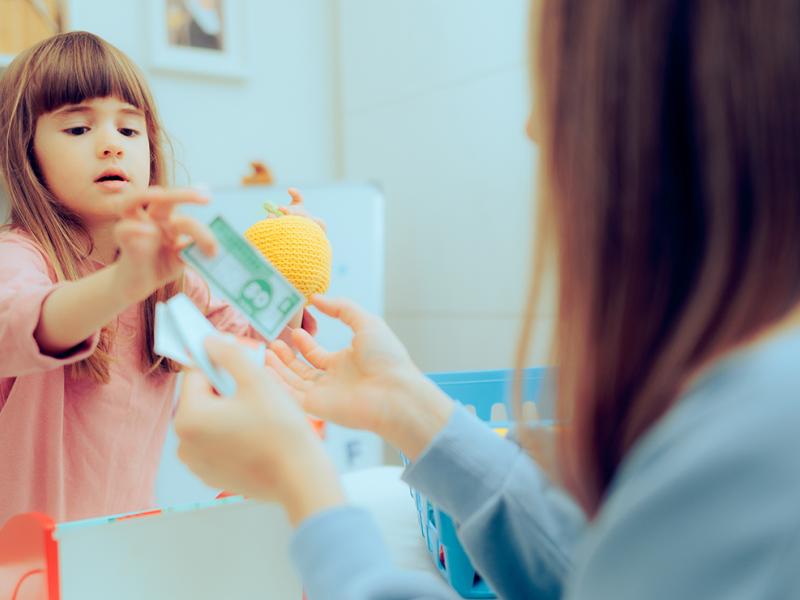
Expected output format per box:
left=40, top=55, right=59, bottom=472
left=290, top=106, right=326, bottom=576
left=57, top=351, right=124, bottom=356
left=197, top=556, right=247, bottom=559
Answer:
left=174, top=1, right=800, bottom=598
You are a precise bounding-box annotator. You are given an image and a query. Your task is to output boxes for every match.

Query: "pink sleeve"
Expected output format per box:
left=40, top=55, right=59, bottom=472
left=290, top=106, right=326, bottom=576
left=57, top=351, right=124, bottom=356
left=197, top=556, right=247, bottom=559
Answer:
left=0, top=234, right=100, bottom=377
left=183, top=268, right=267, bottom=342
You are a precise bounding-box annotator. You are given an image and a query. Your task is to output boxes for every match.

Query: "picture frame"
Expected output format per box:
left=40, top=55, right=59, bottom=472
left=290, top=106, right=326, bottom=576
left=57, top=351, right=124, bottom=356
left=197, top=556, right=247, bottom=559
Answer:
left=148, top=0, right=247, bottom=80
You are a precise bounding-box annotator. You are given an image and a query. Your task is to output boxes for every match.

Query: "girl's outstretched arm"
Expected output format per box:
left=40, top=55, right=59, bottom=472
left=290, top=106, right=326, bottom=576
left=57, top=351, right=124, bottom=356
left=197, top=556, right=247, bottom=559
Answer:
left=35, top=188, right=215, bottom=356
left=34, top=259, right=143, bottom=356
left=0, top=233, right=101, bottom=375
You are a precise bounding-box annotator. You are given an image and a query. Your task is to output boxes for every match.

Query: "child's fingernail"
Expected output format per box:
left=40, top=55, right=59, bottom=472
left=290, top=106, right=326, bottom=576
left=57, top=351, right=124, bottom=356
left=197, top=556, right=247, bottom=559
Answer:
left=192, top=183, right=212, bottom=196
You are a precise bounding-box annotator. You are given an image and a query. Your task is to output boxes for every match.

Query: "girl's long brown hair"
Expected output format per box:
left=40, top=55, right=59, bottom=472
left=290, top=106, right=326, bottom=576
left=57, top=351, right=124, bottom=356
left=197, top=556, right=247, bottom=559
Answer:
left=516, top=1, right=800, bottom=515
left=0, top=31, right=182, bottom=382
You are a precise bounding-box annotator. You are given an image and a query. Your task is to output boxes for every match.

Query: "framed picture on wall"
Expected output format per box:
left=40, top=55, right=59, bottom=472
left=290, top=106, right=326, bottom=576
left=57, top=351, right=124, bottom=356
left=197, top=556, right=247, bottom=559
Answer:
left=149, top=0, right=247, bottom=79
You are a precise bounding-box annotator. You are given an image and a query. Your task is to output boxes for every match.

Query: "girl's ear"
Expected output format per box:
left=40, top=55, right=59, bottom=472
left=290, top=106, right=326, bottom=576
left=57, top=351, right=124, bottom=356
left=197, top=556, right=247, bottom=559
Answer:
left=525, top=114, right=538, bottom=143
left=525, top=113, right=536, bottom=142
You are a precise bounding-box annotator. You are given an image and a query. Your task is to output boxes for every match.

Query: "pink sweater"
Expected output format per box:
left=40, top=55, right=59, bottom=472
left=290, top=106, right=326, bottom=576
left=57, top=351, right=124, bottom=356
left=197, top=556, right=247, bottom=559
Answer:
left=0, top=230, right=259, bottom=526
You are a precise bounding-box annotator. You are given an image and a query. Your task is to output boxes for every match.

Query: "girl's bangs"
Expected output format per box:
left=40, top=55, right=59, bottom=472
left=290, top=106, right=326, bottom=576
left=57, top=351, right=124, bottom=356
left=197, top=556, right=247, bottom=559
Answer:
left=27, top=33, right=149, bottom=118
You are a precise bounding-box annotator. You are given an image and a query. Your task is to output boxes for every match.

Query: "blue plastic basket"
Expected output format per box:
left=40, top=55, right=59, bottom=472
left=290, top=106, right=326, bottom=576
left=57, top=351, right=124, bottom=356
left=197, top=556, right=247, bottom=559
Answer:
left=406, top=368, right=552, bottom=598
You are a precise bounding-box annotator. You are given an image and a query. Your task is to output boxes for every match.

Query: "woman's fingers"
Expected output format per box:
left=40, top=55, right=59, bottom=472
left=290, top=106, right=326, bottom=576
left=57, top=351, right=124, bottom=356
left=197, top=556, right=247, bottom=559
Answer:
left=265, top=351, right=308, bottom=400
left=204, top=336, right=266, bottom=393
left=270, top=339, right=319, bottom=381
left=174, top=369, right=226, bottom=438
left=265, top=348, right=305, bottom=387
left=309, top=296, right=374, bottom=334
left=290, top=328, right=331, bottom=370
left=269, top=339, right=294, bottom=365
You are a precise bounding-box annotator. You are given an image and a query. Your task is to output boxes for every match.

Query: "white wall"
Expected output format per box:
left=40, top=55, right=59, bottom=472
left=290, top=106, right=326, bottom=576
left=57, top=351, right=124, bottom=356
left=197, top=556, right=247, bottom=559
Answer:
left=67, top=0, right=338, bottom=188
left=337, top=0, right=550, bottom=371
left=3, top=0, right=552, bottom=372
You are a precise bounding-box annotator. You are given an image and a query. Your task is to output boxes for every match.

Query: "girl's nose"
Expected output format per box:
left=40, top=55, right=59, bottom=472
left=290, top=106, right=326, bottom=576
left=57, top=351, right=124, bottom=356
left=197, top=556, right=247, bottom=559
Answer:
left=97, top=129, right=124, bottom=159
left=100, top=144, right=124, bottom=158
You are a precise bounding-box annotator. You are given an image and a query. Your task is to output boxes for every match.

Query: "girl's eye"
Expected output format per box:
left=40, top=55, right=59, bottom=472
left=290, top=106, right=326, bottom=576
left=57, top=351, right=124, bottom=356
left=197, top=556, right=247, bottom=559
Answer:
left=65, top=126, right=89, bottom=135
left=119, top=128, right=139, bottom=137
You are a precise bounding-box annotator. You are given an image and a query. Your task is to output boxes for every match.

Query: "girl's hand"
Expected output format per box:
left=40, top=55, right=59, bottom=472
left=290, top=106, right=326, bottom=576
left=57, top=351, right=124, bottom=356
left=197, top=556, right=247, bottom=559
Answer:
left=174, top=336, right=345, bottom=525
left=275, top=308, right=318, bottom=350
left=276, top=187, right=321, bottom=335
left=267, top=296, right=455, bottom=460
left=113, top=187, right=217, bottom=301
left=277, top=187, right=326, bottom=231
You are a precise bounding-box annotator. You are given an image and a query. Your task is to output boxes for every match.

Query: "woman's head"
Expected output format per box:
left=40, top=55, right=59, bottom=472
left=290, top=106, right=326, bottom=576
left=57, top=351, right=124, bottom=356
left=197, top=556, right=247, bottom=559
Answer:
left=0, top=31, right=179, bottom=381
left=521, top=0, right=800, bottom=514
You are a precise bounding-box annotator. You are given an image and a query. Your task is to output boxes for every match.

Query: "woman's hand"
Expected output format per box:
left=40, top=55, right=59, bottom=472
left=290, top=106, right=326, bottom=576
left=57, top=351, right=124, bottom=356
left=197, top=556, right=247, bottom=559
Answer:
left=174, top=336, right=346, bottom=525
left=267, top=296, right=455, bottom=460
left=113, top=187, right=217, bottom=302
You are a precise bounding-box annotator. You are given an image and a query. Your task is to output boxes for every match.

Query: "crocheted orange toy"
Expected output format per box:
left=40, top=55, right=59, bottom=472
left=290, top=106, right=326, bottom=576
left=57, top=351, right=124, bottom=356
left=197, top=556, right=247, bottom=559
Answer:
left=244, top=202, right=332, bottom=301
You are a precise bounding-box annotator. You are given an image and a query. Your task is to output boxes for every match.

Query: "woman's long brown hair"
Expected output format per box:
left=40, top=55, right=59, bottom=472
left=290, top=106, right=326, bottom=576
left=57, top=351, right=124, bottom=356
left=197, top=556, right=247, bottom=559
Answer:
left=0, top=31, right=182, bottom=382
left=516, top=1, right=800, bottom=515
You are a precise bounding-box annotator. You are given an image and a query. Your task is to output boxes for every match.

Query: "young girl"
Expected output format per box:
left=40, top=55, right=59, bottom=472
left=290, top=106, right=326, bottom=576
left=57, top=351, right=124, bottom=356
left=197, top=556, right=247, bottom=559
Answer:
left=175, top=0, right=800, bottom=598
left=0, top=31, right=314, bottom=526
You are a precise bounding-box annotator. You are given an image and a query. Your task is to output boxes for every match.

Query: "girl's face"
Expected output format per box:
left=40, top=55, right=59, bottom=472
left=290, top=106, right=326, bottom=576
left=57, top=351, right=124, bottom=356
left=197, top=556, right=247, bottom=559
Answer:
left=33, top=95, right=150, bottom=225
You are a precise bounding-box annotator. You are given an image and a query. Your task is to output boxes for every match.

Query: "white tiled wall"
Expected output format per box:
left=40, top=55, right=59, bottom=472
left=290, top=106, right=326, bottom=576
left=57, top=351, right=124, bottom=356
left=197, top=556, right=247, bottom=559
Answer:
left=338, top=0, right=530, bottom=113
left=337, top=0, right=549, bottom=371
left=66, top=0, right=338, bottom=188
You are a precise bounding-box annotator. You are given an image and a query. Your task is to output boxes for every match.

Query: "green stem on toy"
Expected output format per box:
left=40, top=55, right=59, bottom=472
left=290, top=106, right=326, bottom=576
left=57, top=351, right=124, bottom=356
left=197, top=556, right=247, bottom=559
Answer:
left=263, top=202, right=283, bottom=217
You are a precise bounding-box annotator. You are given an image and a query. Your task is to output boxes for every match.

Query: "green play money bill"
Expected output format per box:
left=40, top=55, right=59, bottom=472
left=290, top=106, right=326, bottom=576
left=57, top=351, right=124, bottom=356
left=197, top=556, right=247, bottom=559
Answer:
left=180, top=216, right=303, bottom=340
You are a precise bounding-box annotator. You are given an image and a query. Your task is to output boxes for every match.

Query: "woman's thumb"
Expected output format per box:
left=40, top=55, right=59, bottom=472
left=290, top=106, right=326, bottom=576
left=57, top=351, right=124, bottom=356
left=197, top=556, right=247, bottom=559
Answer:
left=204, top=335, right=263, bottom=391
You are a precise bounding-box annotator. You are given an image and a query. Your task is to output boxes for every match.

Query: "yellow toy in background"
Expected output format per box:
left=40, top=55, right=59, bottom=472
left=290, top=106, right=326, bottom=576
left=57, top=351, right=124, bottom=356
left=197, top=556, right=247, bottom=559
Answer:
left=244, top=202, right=332, bottom=301
left=244, top=197, right=330, bottom=438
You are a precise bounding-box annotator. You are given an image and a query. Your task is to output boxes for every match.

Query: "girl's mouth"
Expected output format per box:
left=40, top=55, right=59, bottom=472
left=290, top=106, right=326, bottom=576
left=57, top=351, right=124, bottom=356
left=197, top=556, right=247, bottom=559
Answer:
left=94, top=173, right=129, bottom=192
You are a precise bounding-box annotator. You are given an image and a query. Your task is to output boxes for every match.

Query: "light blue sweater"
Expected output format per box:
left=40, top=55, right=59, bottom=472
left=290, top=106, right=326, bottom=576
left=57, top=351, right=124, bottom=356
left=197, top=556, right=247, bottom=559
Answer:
left=291, top=328, right=800, bottom=599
